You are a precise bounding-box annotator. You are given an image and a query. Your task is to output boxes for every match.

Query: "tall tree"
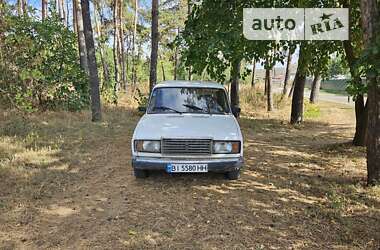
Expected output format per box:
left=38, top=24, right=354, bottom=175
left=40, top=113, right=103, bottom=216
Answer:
left=41, top=0, right=48, bottom=20
left=230, top=60, right=240, bottom=108
left=340, top=0, right=368, bottom=146
left=290, top=40, right=338, bottom=123
left=290, top=45, right=307, bottom=124
left=149, top=0, right=159, bottom=92
left=118, top=0, right=126, bottom=91
left=113, top=0, right=120, bottom=91
left=58, top=0, right=63, bottom=22
left=161, top=61, right=166, bottom=81
left=251, top=59, right=256, bottom=87
left=81, top=0, right=101, bottom=122
left=359, top=0, right=380, bottom=185
left=344, top=40, right=368, bottom=146
left=309, top=73, right=321, bottom=104
left=266, top=68, right=273, bottom=111
left=59, top=0, right=67, bottom=26
left=74, top=0, right=88, bottom=73
left=187, top=0, right=192, bottom=81
left=72, top=0, right=77, bottom=33
left=174, top=27, right=180, bottom=80
left=17, top=0, right=22, bottom=15
left=282, top=50, right=292, bottom=96
left=66, top=0, right=69, bottom=27
left=94, top=3, right=110, bottom=89
left=131, top=0, right=138, bottom=87
left=22, top=0, right=27, bottom=15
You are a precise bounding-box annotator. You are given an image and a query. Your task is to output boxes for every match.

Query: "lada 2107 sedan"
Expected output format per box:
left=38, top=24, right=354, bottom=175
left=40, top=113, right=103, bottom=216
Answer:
left=131, top=81, right=244, bottom=180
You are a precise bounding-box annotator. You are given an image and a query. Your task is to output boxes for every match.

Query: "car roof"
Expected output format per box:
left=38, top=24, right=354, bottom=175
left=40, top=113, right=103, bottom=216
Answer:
left=153, top=80, right=226, bottom=90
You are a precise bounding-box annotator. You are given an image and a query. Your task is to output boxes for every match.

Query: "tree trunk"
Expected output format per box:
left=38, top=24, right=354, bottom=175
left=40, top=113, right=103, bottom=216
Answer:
left=264, top=75, right=268, bottom=95
left=188, top=67, right=193, bottom=81
left=174, top=28, right=179, bottom=80
left=131, top=0, right=138, bottom=87
left=17, top=0, right=22, bottom=15
left=58, top=0, right=65, bottom=23
left=94, top=5, right=110, bottom=90
left=113, top=0, right=120, bottom=91
left=251, top=59, right=256, bottom=87
left=74, top=0, right=88, bottom=73
left=343, top=40, right=368, bottom=146
left=288, top=80, right=295, bottom=98
left=266, top=68, right=273, bottom=111
left=282, top=51, right=292, bottom=96
left=161, top=61, right=166, bottom=81
left=353, top=95, right=368, bottom=146
left=360, top=0, right=380, bottom=185
left=66, top=0, right=69, bottom=27
left=0, top=0, right=4, bottom=15
left=230, top=60, right=240, bottom=108
left=41, top=0, right=48, bottom=20
left=22, top=0, right=27, bottom=15
left=174, top=48, right=178, bottom=80
left=72, top=0, right=77, bottom=33
left=149, top=0, right=159, bottom=92
left=309, top=73, right=321, bottom=104
left=81, top=0, right=101, bottom=122
left=366, top=76, right=380, bottom=185
left=118, top=0, right=126, bottom=91
left=61, top=0, right=67, bottom=26
left=125, top=34, right=131, bottom=92
left=187, top=0, right=192, bottom=81
left=290, top=46, right=306, bottom=124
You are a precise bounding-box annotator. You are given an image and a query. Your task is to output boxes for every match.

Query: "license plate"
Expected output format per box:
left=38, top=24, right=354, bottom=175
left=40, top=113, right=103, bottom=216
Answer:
left=166, top=163, right=208, bottom=173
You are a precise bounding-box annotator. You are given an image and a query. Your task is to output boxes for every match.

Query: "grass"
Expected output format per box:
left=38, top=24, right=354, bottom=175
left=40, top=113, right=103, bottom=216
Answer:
left=320, top=88, right=348, bottom=96
left=0, top=85, right=379, bottom=249
left=304, top=103, right=321, bottom=119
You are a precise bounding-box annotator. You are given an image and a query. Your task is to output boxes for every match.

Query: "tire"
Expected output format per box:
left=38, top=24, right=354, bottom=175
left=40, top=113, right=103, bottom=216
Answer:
left=134, top=169, right=148, bottom=178
left=225, top=169, right=240, bottom=180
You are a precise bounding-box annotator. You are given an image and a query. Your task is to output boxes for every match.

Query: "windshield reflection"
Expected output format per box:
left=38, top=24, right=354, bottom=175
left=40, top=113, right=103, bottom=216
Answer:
left=147, top=87, right=231, bottom=115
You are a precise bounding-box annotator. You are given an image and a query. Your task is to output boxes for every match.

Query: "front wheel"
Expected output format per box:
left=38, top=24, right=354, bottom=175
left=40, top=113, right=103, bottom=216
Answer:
left=134, top=169, right=148, bottom=178
left=225, top=170, right=240, bottom=180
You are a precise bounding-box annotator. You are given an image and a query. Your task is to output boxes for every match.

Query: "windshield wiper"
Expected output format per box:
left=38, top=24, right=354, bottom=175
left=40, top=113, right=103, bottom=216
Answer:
left=183, top=104, right=209, bottom=113
left=153, top=106, right=182, bottom=114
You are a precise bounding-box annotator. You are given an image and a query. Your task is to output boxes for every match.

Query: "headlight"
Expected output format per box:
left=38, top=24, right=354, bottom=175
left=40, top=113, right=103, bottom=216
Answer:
left=134, top=140, right=161, bottom=153
left=213, top=141, right=240, bottom=154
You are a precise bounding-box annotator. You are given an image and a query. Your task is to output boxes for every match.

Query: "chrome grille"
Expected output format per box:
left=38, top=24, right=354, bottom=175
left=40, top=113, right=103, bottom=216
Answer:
left=162, top=139, right=212, bottom=155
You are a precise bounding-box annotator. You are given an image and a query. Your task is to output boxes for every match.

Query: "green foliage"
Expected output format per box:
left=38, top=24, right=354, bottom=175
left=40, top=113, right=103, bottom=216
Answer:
left=346, top=79, right=366, bottom=98
left=178, top=0, right=343, bottom=84
left=347, top=34, right=380, bottom=97
left=326, top=55, right=350, bottom=78
left=133, top=87, right=149, bottom=108
left=0, top=9, right=89, bottom=112
left=340, top=0, right=367, bottom=98
left=356, top=36, right=380, bottom=84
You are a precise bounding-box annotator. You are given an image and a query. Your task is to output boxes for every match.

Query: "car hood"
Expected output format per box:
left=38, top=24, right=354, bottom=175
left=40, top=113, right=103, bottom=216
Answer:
left=133, top=114, right=241, bottom=140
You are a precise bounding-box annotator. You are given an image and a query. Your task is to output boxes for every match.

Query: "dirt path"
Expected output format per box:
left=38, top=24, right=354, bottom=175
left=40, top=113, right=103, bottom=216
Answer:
left=0, top=102, right=379, bottom=249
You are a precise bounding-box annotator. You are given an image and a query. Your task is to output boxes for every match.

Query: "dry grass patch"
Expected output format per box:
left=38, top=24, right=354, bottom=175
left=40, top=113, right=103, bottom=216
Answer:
left=0, top=89, right=379, bottom=249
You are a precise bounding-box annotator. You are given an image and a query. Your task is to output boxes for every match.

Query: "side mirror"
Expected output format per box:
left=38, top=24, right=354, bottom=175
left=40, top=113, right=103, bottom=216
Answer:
left=232, top=106, right=241, bottom=118
left=138, top=106, right=147, bottom=113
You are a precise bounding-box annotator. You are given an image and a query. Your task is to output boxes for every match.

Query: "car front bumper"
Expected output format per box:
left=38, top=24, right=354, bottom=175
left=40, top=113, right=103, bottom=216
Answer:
left=132, top=156, right=244, bottom=172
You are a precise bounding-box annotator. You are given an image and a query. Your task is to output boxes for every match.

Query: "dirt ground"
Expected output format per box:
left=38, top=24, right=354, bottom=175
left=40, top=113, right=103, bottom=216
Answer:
left=0, top=97, right=379, bottom=249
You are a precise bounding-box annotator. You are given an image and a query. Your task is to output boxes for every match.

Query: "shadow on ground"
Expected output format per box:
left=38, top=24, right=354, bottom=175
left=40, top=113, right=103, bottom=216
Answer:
left=0, top=103, right=379, bottom=249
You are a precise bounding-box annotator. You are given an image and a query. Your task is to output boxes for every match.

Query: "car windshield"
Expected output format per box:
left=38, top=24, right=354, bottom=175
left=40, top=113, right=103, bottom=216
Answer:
left=147, top=87, right=230, bottom=115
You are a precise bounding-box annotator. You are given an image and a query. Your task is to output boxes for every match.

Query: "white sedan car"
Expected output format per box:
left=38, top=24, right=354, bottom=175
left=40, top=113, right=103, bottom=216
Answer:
left=131, top=81, right=244, bottom=180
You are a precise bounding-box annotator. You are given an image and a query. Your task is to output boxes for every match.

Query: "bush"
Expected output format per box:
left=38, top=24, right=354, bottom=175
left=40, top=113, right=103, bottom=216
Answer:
left=0, top=10, right=89, bottom=112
